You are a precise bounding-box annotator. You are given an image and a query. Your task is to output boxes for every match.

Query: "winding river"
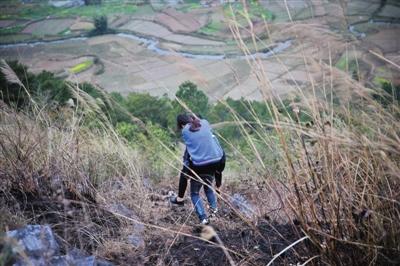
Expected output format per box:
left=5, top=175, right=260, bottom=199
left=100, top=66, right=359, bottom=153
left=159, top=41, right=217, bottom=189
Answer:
left=349, top=19, right=400, bottom=38
left=0, top=33, right=291, bottom=60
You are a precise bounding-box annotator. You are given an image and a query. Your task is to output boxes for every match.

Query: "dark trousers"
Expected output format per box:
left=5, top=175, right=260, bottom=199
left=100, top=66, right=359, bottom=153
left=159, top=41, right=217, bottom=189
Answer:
left=178, top=153, right=225, bottom=198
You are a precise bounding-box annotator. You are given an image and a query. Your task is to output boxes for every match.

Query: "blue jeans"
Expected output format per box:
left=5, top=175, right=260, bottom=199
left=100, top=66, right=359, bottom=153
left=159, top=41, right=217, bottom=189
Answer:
left=190, top=174, right=216, bottom=221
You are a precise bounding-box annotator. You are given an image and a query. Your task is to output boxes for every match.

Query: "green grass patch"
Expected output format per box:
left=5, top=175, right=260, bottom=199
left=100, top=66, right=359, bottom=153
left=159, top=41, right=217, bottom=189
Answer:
left=374, top=77, right=390, bottom=84
left=133, top=4, right=154, bottom=15
left=198, top=27, right=220, bottom=34
left=249, top=6, right=275, bottom=21
left=10, top=3, right=138, bottom=20
left=0, top=34, right=31, bottom=44
left=189, top=3, right=202, bottom=10
left=209, top=20, right=223, bottom=30
left=57, top=28, right=70, bottom=35
left=199, top=20, right=225, bottom=35
left=236, top=18, right=250, bottom=25
left=261, top=10, right=275, bottom=21
left=71, top=59, right=93, bottom=73
left=376, top=68, right=391, bottom=75
left=17, top=4, right=61, bottom=19
left=335, top=58, right=347, bottom=70
left=59, top=3, right=138, bottom=18
left=0, top=25, right=23, bottom=35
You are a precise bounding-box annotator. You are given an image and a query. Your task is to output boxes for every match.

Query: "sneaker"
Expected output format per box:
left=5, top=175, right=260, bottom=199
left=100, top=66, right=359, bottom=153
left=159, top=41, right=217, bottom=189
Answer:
left=210, top=208, right=218, bottom=221
left=200, top=218, right=210, bottom=226
left=170, top=197, right=184, bottom=206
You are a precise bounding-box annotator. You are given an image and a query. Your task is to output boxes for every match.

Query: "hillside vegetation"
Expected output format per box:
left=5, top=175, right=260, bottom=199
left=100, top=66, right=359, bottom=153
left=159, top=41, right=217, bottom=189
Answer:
left=1, top=0, right=400, bottom=265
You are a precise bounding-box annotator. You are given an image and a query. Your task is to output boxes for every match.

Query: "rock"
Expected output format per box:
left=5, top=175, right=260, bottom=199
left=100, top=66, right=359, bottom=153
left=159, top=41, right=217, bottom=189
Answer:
left=6, top=225, right=60, bottom=260
left=230, top=194, right=255, bottom=219
left=168, top=191, right=177, bottom=197
left=6, top=225, right=115, bottom=266
left=50, top=0, right=85, bottom=8
left=125, top=233, right=145, bottom=248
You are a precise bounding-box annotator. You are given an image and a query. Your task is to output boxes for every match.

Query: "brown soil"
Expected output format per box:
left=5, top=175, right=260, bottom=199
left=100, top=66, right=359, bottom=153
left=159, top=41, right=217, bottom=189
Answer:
left=109, top=14, right=132, bottom=29
left=155, top=8, right=202, bottom=32
left=52, top=19, right=76, bottom=35
left=219, top=21, right=268, bottom=39
left=70, top=20, right=93, bottom=31
left=0, top=20, right=15, bottom=28
left=387, top=78, right=400, bottom=84
left=20, top=20, right=45, bottom=34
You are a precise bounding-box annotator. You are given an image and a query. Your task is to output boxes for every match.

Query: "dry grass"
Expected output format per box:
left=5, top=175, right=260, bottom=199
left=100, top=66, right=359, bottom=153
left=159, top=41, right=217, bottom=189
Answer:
left=208, top=1, right=400, bottom=264
left=1, top=1, right=400, bottom=265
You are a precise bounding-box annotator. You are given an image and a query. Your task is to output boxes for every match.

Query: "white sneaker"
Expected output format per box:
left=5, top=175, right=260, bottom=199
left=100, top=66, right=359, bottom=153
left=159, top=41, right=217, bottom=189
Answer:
left=200, top=218, right=210, bottom=225
left=210, top=208, right=218, bottom=221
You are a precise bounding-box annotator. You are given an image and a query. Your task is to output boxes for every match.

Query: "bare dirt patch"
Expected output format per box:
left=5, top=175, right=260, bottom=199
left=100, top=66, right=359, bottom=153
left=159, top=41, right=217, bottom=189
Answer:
left=0, top=6, right=22, bottom=15
left=70, top=19, right=93, bottom=31
left=0, top=20, right=16, bottom=28
left=155, top=13, right=192, bottom=32
left=165, top=8, right=201, bottom=31
left=21, top=20, right=44, bottom=34
left=109, top=14, right=132, bottom=29
left=362, top=25, right=400, bottom=54
left=120, top=20, right=172, bottom=38
left=51, top=19, right=76, bottom=35
left=21, top=19, right=75, bottom=35
left=156, top=8, right=202, bottom=32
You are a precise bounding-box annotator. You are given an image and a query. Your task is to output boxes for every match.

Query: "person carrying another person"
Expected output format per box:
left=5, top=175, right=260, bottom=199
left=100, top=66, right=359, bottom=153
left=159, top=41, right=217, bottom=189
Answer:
left=170, top=115, right=226, bottom=206
left=170, top=114, right=225, bottom=225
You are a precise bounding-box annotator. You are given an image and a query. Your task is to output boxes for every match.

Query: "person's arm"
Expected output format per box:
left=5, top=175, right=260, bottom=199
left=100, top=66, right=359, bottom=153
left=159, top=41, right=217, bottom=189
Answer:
left=177, top=148, right=191, bottom=199
left=181, top=147, right=190, bottom=176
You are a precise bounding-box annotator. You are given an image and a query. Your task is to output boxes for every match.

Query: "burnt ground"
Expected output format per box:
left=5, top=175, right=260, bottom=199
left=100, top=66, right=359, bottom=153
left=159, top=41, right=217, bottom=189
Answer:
left=148, top=217, right=308, bottom=266
left=0, top=189, right=308, bottom=266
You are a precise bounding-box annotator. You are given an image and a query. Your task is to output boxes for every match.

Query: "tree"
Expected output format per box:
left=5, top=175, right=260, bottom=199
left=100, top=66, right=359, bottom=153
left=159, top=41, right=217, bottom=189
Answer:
left=373, top=81, right=400, bottom=107
left=93, top=14, right=108, bottom=35
left=0, top=60, right=36, bottom=108
left=168, top=81, right=211, bottom=127
left=35, top=71, right=71, bottom=104
left=125, top=92, right=172, bottom=128
left=175, top=81, right=210, bottom=115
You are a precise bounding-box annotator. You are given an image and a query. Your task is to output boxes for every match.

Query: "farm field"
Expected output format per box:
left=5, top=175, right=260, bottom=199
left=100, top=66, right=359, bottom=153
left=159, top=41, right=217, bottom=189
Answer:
left=0, top=0, right=399, bottom=103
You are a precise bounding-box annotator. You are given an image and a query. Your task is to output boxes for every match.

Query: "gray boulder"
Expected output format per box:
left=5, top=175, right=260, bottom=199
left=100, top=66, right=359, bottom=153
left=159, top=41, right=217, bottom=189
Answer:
left=6, top=225, right=115, bottom=266
left=230, top=194, right=256, bottom=219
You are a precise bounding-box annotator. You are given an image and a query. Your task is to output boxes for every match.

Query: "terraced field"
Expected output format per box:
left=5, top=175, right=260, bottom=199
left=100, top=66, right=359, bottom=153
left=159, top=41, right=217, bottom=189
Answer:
left=0, top=0, right=399, bottom=102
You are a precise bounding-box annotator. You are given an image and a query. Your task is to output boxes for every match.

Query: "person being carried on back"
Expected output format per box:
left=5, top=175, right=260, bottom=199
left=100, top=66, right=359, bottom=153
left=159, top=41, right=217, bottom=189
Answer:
left=170, top=114, right=225, bottom=225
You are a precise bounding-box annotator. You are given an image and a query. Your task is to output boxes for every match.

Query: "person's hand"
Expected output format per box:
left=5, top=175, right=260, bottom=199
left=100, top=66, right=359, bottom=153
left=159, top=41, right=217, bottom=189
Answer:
left=216, top=187, right=221, bottom=194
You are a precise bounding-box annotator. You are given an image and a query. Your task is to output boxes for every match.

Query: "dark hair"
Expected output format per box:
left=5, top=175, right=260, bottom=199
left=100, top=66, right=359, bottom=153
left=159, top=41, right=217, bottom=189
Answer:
left=176, top=114, right=201, bottom=132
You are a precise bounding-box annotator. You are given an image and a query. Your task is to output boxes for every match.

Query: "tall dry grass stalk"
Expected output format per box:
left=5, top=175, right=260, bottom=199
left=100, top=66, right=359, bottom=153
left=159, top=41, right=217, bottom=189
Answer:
left=0, top=60, right=194, bottom=258
left=206, top=1, right=400, bottom=264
